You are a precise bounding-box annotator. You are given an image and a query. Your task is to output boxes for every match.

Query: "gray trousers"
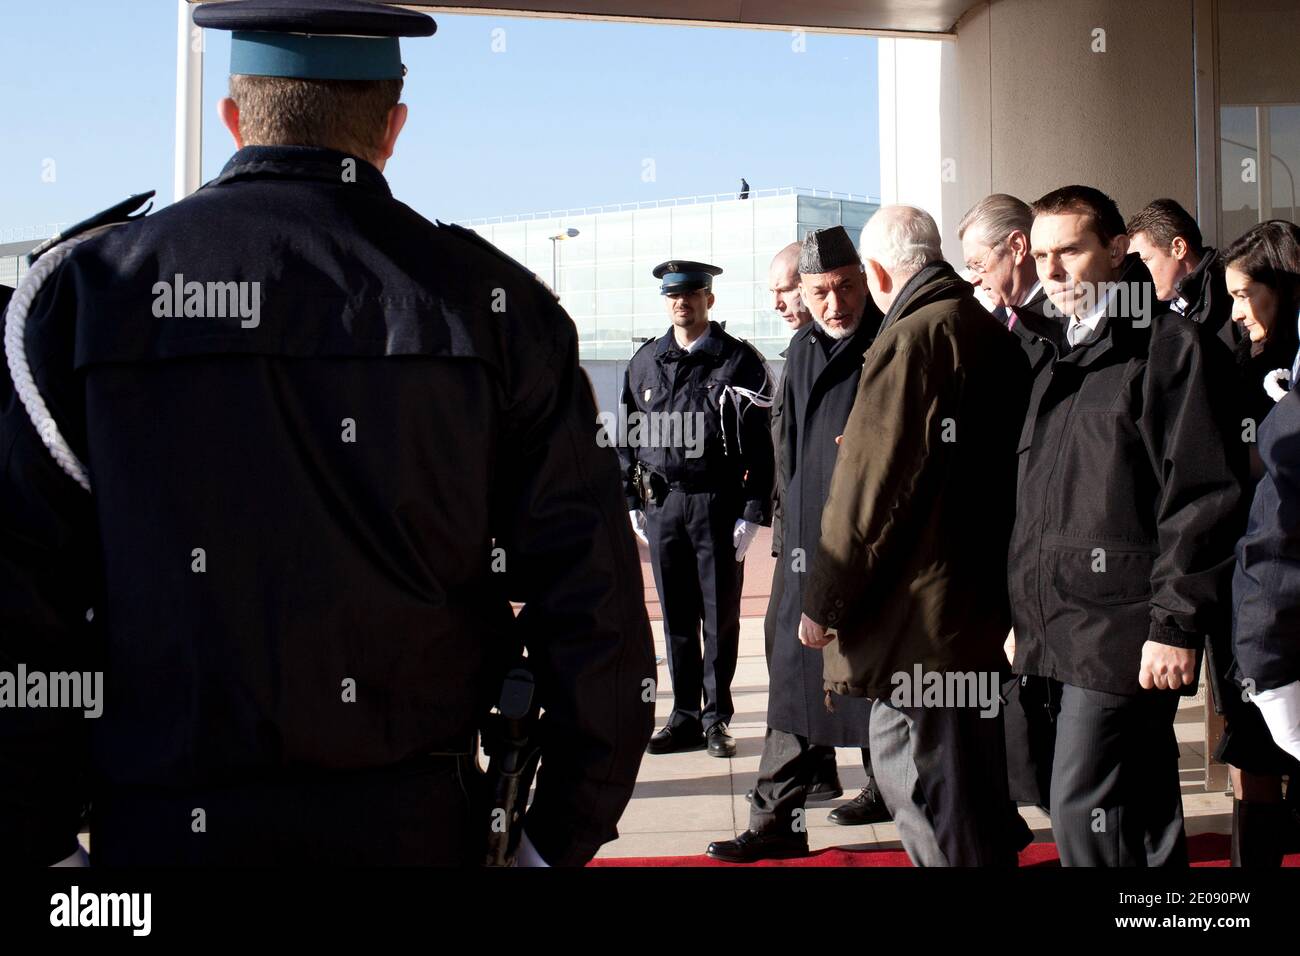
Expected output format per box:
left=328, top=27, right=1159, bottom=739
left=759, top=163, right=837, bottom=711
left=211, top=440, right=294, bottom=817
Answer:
left=1049, top=683, right=1187, bottom=867
left=870, top=699, right=1017, bottom=866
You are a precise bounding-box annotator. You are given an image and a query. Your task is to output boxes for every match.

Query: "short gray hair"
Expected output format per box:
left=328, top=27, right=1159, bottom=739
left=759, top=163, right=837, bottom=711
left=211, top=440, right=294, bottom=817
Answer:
left=859, top=205, right=942, bottom=278
left=957, top=193, right=1033, bottom=248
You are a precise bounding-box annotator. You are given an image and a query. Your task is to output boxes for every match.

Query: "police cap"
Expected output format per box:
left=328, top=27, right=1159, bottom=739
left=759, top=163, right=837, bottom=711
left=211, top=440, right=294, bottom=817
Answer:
left=193, top=0, right=436, bottom=81
left=652, top=260, right=723, bottom=296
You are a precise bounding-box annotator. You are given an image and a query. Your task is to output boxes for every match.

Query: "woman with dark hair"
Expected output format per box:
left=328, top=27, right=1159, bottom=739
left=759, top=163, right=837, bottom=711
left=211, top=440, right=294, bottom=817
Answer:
left=1218, top=219, right=1300, bottom=866
left=1223, top=220, right=1300, bottom=431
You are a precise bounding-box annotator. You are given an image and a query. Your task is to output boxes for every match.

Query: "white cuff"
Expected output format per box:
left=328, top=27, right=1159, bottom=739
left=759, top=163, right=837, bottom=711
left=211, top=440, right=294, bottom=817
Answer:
left=1248, top=679, right=1300, bottom=762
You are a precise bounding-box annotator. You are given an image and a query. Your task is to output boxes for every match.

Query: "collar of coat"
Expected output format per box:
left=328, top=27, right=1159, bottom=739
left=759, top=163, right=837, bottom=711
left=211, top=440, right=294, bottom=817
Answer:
left=876, top=260, right=967, bottom=337
left=654, top=319, right=726, bottom=360
left=1173, top=246, right=1221, bottom=315
left=208, top=145, right=393, bottom=198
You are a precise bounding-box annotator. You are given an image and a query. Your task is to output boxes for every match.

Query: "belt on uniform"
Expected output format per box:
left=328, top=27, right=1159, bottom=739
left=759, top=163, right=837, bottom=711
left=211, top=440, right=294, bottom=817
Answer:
left=663, top=477, right=741, bottom=494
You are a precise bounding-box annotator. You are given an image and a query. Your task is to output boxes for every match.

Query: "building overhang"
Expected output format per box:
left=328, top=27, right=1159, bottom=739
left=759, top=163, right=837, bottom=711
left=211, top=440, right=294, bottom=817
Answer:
left=186, top=0, right=975, bottom=38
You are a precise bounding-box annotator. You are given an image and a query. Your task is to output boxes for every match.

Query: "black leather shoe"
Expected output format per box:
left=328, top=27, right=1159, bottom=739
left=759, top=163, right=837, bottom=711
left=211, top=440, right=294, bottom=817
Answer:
left=646, top=724, right=705, bottom=755
left=706, top=722, right=736, bottom=758
left=806, top=779, right=844, bottom=805
left=707, top=828, right=809, bottom=863
left=745, top=781, right=843, bottom=805
left=828, top=786, right=891, bottom=826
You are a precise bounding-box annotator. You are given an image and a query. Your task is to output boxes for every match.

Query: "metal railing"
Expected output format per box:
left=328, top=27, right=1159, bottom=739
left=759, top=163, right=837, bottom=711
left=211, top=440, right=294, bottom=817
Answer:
left=456, top=186, right=880, bottom=226
left=0, top=224, right=68, bottom=246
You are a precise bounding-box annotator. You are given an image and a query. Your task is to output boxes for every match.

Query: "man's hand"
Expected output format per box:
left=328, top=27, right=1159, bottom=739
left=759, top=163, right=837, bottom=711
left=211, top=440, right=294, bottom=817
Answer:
left=1138, top=641, right=1197, bottom=690
left=629, top=509, right=649, bottom=545
left=733, top=519, right=760, bottom=562
left=799, top=613, right=836, bottom=649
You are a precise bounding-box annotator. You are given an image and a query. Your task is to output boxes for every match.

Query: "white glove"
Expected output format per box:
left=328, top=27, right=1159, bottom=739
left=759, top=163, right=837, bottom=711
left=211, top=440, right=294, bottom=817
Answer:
left=1249, top=679, right=1300, bottom=763
left=629, top=509, right=649, bottom=545
left=733, top=519, right=760, bottom=562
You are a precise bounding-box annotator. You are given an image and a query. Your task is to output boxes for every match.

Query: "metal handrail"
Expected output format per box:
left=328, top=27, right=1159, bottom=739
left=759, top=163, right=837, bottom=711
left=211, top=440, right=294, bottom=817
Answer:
left=456, top=186, right=880, bottom=226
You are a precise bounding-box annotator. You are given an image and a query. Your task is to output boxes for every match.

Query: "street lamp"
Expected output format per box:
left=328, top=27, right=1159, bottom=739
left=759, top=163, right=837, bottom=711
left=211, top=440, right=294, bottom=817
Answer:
left=549, top=228, right=580, bottom=295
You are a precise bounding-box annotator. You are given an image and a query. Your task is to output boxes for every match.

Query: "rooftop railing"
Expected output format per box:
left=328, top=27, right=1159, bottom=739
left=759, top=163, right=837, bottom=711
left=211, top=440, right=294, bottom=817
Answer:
left=455, top=186, right=880, bottom=226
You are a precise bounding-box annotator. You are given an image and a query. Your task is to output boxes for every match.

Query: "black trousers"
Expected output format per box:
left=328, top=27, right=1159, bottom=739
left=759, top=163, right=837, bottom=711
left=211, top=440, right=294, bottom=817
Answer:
left=645, top=488, right=743, bottom=731
left=749, top=727, right=873, bottom=834
left=91, top=756, right=483, bottom=865
left=1050, top=683, right=1187, bottom=867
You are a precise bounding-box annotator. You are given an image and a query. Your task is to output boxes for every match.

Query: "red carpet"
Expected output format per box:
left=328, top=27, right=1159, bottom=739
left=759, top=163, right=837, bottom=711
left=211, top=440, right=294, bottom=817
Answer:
left=589, top=833, right=1300, bottom=867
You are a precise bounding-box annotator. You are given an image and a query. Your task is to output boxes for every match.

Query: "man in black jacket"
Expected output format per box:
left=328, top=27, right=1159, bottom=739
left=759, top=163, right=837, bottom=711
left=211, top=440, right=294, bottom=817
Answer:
left=1009, top=185, right=1246, bottom=866
left=1127, top=198, right=1240, bottom=352
left=0, top=0, right=655, bottom=867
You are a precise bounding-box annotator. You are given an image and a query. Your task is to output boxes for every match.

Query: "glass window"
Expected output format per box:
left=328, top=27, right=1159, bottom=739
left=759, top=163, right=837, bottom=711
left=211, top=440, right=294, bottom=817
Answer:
left=796, top=196, right=842, bottom=227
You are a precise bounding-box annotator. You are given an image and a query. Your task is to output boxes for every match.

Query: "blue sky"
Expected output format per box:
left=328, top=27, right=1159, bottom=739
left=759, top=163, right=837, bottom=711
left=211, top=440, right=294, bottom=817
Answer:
left=0, top=1, right=879, bottom=232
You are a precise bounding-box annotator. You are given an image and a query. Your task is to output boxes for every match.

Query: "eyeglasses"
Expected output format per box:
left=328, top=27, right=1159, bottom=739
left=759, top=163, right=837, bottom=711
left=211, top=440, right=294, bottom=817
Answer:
left=965, top=240, right=1006, bottom=276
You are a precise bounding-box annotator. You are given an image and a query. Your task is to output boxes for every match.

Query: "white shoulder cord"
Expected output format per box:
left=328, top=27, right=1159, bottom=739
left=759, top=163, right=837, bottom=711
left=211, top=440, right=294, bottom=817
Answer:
left=3, top=229, right=110, bottom=493
left=717, top=350, right=777, bottom=457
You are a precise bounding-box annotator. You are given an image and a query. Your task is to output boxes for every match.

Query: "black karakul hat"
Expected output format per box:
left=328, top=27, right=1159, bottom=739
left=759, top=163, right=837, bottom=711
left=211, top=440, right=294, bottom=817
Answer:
left=798, top=225, right=860, bottom=275
left=652, top=260, right=724, bottom=295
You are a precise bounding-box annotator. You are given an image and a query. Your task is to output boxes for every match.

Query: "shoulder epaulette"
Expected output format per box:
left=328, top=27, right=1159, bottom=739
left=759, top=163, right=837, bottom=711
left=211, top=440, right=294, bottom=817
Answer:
left=28, top=191, right=155, bottom=266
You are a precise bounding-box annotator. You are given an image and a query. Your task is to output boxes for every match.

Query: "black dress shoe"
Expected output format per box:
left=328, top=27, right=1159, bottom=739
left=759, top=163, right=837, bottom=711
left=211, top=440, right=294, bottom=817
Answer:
left=805, top=779, right=844, bottom=805
left=646, top=724, right=705, bottom=755
left=707, top=828, right=809, bottom=863
left=744, top=781, right=843, bottom=805
left=828, top=786, right=891, bottom=826
left=706, top=722, right=736, bottom=758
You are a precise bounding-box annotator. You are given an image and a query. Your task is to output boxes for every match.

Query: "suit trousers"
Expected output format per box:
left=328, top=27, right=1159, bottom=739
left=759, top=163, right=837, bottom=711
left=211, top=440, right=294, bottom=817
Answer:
left=748, top=727, right=874, bottom=834
left=1050, top=682, right=1187, bottom=866
left=870, top=698, right=1017, bottom=866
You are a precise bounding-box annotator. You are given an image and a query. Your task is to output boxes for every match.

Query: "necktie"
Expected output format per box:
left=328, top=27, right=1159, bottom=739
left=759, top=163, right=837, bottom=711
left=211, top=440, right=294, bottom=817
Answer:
left=1067, top=319, right=1090, bottom=347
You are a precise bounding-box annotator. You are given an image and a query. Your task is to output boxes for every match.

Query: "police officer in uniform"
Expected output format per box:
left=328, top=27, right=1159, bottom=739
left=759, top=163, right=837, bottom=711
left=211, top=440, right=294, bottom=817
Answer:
left=0, top=0, right=654, bottom=867
left=621, top=261, right=775, bottom=757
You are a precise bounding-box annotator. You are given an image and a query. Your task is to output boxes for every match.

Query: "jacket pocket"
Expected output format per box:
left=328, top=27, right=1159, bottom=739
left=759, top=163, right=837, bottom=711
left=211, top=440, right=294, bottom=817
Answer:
left=1048, top=541, right=1154, bottom=607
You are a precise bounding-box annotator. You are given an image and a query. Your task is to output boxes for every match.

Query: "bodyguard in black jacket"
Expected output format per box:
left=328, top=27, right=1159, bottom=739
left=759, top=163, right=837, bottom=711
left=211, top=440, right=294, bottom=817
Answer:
left=1009, top=187, right=1246, bottom=867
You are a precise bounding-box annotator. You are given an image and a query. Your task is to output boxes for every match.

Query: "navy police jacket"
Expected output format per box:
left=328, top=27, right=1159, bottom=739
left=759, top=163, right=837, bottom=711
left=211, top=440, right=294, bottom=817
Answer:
left=617, top=321, right=775, bottom=525
left=0, top=146, right=655, bottom=866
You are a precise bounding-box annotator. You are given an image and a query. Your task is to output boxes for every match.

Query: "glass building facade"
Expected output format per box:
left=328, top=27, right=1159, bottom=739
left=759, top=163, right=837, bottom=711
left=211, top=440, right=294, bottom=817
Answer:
left=462, top=189, right=879, bottom=363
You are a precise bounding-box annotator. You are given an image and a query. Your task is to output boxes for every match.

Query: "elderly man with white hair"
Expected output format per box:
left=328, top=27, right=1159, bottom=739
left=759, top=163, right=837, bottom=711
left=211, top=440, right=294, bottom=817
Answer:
left=797, top=205, right=1033, bottom=865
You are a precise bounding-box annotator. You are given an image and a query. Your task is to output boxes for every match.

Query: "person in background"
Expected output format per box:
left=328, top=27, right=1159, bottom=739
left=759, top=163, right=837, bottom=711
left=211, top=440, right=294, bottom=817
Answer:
left=959, top=192, right=1056, bottom=822
left=620, top=260, right=775, bottom=759
left=958, top=193, right=1047, bottom=330
left=1220, top=220, right=1300, bottom=865
left=1127, top=198, right=1239, bottom=351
